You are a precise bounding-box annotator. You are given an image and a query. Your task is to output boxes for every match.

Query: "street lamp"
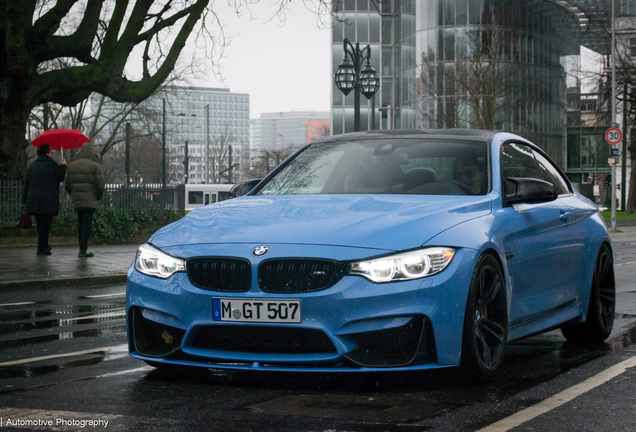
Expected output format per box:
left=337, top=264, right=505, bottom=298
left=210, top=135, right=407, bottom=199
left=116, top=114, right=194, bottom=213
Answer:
left=335, top=38, right=380, bottom=132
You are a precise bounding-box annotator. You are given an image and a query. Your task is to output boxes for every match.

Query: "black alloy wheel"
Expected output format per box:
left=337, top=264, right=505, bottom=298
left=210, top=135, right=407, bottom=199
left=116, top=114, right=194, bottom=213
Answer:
left=460, top=253, right=508, bottom=381
left=561, top=243, right=616, bottom=343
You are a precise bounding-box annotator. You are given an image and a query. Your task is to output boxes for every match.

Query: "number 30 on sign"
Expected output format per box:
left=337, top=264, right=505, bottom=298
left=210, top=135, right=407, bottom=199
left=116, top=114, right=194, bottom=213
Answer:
left=606, top=127, right=623, bottom=145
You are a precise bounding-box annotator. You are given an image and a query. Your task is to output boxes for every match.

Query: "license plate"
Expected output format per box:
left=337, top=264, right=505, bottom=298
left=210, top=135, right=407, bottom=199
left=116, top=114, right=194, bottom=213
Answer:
left=212, top=298, right=301, bottom=323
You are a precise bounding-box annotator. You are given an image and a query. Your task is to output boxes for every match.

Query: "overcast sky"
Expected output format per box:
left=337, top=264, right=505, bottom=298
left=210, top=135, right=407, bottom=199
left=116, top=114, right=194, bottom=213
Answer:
left=197, top=2, right=332, bottom=119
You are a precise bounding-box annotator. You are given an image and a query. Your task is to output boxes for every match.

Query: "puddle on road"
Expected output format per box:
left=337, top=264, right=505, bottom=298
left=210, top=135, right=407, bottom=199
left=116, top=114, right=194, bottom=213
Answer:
left=0, top=356, right=105, bottom=379
left=0, top=304, right=125, bottom=332
left=607, top=315, right=636, bottom=352
left=0, top=345, right=130, bottom=380
left=0, top=324, right=126, bottom=350
left=0, top=303, right=126, bottom=349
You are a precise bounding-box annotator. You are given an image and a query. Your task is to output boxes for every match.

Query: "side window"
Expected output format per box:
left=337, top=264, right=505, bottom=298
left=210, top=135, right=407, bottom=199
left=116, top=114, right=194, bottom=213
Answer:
left=188, top=192, right=203, bottom=204
left=501, top=143, right=545, bottom=196
left=532, top=150, right=570, bottom=195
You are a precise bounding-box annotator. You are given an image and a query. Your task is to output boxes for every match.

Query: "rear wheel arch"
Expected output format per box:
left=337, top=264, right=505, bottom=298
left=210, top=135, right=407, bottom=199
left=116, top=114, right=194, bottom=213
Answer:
left=561, top=241, right=615, bottom=343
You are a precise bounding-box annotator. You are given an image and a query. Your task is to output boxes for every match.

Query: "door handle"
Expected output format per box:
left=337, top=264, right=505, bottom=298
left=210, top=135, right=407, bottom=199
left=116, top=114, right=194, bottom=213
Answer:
left=560, top=211, right=571, bottom=222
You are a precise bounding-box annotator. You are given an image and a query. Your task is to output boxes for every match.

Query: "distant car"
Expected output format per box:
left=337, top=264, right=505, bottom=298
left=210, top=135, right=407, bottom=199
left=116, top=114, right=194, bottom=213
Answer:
left=127, top=130, right=615, bottom=380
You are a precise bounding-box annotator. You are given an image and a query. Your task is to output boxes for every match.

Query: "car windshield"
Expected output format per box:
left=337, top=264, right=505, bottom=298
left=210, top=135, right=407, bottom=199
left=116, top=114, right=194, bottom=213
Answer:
left=257, top=139, right=489, bottom=196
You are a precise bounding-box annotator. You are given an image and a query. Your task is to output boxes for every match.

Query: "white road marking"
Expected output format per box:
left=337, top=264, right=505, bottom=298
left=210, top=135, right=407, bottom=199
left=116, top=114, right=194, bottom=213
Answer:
left=0, top=344, right=128, bottom=367
left=94, top=366, right=152, bottom=379
left=477, top=354, right=636, bottom=432
left=615, top=261, right=636, bottom=267
left=84, top=293, right=125, bottom=299
left=0, top=302, right=35, bottom=307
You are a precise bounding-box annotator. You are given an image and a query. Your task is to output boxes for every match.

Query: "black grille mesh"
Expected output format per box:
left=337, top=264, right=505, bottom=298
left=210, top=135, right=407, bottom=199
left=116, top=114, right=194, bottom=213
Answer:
left=186, top=258, right=251, bottom=292
left=191, top=325, right=337, bottom=354
left=258, top=259, right=346, bottom=293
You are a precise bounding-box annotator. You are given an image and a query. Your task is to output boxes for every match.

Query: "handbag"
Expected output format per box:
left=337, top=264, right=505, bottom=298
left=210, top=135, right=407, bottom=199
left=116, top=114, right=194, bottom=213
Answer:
left=16, top=212, right=32, bottom=229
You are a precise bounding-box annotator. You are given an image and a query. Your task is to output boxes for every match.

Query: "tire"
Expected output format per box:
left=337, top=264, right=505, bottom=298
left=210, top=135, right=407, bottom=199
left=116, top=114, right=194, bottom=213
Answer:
left=561, top=243, right=615, bottom=343
left=460, top=253, right=508, bottom=381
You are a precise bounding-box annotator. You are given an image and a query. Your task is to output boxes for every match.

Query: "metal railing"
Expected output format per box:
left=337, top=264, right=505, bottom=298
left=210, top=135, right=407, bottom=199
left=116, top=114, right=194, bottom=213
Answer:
left=0, top=181, right=179, bottom=226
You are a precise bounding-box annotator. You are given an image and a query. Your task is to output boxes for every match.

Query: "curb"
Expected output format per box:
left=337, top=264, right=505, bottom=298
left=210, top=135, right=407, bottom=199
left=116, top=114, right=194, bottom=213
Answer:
left=603, top=220, right=636, bottom=227
left=0, top=274, right=128, bottom=292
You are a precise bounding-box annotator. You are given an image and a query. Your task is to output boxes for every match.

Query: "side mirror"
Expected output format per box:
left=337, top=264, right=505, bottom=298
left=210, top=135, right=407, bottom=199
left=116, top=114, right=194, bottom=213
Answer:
left=230, top=179, right=262, bottom=198
left=505, top=177, right=558, bottom=205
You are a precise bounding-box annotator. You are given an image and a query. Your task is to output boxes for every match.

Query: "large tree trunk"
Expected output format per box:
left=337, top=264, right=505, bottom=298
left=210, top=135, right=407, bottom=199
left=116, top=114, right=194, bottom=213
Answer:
left=0, top=97, right=30, bottom=180
left=626, top=128, right=636, bottom=213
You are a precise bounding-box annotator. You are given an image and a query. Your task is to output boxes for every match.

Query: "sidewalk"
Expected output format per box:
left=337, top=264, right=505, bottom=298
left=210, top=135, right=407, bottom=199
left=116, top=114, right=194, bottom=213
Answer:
left=1, top=227, right=636, bottom=292
left=607, top=225, right=636, bottom=242
left=0, top=244, right=138, bottom=291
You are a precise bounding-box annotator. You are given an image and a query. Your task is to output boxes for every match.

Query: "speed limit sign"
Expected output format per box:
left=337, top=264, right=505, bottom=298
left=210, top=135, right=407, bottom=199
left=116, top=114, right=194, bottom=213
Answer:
left=606, top=127, right=623, bottom=144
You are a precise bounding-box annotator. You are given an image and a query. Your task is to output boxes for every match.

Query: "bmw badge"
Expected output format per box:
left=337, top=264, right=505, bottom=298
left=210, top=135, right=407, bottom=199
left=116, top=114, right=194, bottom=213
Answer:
left=252, top=246, right=269, bottom=257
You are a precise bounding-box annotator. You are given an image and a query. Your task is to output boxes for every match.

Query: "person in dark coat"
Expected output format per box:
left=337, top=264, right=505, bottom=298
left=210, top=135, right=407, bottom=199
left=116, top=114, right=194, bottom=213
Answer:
left=64, top=143, right=105, bottom=258
left=22, top=144, right=67, bottom=255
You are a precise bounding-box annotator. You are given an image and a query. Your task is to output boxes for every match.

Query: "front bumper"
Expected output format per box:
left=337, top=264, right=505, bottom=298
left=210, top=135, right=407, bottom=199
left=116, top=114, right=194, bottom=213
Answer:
left=126, top=245, right=477, bottom=372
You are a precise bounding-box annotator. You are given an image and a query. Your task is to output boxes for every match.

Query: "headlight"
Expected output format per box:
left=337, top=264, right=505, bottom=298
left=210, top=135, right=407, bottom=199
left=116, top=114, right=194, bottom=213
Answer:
left=349, top=247, right=455, bottom=283
left=135, top=243, right=185, bottom=279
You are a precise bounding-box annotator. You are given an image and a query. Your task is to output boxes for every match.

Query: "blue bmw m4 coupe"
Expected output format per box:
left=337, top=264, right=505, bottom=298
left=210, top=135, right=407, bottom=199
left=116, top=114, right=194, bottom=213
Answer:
left=126, top=130, right=615, bottom=380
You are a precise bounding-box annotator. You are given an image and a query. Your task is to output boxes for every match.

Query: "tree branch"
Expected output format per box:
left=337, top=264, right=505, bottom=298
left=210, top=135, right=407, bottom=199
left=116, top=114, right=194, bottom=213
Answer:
left=31, top=0, right=78, bottom=38
left=101, top=0, right=130, bottom=56
left=135, top=6, right=193, bottom=44
left=33, top=0, right=104, bottom=64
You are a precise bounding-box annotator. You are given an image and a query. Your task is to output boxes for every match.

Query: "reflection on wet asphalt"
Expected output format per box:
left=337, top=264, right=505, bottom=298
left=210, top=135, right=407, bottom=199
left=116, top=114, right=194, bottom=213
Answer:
left=1, top=356, right=105, bottom=379
left=0, top=286, right=127, bottom=384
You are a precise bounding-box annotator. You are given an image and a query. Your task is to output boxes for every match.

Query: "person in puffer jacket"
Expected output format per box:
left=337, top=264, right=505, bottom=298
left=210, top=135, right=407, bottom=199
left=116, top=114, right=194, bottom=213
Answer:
left=64, top=143, right=105, bottom=258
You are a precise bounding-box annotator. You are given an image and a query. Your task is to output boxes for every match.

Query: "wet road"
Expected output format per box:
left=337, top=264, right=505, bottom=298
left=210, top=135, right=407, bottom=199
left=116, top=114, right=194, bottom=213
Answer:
left=1, top=243, right=636, bottom=431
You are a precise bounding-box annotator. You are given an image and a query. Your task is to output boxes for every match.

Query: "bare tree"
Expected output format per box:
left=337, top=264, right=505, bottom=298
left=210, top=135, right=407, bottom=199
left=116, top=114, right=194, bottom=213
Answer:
left=417, top=10, right=529, bottom=132
left=419, top=54, right=467, bottom=129
left=101, top=130, right=162, bottom=183
left=206, top=122, right=245, bottom=183
left=1, top=0, right=347, bottom=181
left=242, top=146, right=297, bottom=179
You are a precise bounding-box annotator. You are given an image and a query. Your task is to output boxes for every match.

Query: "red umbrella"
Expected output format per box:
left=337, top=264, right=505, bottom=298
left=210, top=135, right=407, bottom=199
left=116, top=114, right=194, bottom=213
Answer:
left=31, top=128, right=90, bottom=151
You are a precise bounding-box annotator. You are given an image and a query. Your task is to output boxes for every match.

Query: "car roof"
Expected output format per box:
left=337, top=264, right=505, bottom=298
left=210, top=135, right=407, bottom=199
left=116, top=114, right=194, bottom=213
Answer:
left=313, top=129, right=497, bottom=144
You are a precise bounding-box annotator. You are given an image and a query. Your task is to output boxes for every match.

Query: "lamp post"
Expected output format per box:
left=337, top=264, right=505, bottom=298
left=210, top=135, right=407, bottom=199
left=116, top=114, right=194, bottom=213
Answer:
left=183, top=140, right=189, bottom=184
left=335, top=38, right=380, bottom=132
left=205, top=104, right=210, bottom=183
left=162, top=98, right=166, bottom=188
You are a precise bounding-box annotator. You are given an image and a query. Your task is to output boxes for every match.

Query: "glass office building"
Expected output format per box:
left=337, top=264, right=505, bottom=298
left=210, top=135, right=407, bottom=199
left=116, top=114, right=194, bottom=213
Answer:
left=332, top=0, right=636, bottom=166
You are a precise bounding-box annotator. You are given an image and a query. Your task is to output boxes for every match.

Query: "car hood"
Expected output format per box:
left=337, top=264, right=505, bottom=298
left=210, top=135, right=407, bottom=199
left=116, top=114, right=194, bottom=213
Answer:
left=150, top=195, right=492, bottom=251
